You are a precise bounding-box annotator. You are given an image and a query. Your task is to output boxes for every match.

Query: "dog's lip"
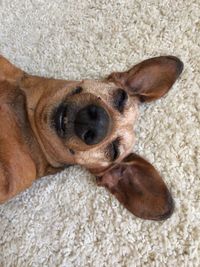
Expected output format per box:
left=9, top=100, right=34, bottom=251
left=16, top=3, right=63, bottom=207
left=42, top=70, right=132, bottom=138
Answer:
left=52, top=104, right=68, bottom=137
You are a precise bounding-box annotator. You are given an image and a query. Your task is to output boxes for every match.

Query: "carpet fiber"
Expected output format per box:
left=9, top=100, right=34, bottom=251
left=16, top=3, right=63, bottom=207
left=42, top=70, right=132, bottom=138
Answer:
left=0, top=0, right=200, bottom=266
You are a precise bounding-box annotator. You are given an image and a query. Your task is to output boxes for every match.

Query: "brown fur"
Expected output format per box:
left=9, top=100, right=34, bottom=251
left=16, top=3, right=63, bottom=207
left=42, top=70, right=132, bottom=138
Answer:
left=0, top=54, right=183, bottom=220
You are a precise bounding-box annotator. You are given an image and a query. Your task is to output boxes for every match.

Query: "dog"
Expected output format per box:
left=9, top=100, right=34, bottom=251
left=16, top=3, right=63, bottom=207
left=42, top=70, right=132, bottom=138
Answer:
left=0, top=54, right=183, bottom=220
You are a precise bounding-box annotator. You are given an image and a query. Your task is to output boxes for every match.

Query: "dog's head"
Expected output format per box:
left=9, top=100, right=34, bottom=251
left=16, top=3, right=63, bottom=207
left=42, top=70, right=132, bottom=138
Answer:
left=27, top=55, right=182, bottom=220
left=32, top=56, right=183, bottom=171
left=0, top=55, right=183, bottom=219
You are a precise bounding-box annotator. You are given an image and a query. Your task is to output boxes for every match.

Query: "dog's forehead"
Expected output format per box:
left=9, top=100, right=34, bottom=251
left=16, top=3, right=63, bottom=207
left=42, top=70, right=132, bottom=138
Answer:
left=81, top=79, right=116, bottom=97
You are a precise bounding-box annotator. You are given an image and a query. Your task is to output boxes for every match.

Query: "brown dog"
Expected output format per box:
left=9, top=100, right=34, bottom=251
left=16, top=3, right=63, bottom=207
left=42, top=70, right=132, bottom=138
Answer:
left=0, top=54, right=183, bottom=220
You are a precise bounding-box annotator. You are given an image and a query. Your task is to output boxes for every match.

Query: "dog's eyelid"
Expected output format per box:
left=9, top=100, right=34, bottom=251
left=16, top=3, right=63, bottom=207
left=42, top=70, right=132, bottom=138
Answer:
left=113, top=88, right=128, bottom=113
left=69, top=148, right=75, bottom=155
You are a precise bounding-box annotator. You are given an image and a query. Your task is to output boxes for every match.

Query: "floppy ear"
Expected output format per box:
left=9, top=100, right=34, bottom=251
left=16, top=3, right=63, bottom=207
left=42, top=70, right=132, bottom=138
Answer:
left=107, top=56, right=183, bottom=102
left=96, top=153, right=174, bottom=220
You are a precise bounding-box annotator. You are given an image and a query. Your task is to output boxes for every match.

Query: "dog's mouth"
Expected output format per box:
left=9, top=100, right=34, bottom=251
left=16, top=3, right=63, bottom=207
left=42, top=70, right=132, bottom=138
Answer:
left=52, top=103, right=69, bottom=138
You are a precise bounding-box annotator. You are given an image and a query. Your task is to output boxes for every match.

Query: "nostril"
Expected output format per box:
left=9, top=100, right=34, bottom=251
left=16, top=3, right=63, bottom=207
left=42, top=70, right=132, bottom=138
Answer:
left=84, top=130, right=96, bottom=144
left=88, top=105, right=98, bottom=120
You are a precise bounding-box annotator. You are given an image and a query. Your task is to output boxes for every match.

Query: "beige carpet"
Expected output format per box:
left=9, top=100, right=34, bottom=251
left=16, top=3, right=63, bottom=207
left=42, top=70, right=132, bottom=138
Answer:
left=0, top=0, right=200, bottom=266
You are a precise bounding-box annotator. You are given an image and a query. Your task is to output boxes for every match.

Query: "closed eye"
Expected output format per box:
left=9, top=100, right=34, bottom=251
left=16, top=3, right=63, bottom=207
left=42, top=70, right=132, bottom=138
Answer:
left=106, top=138, right=120, bottom=161
left=113, top=89, right=128, bottom=113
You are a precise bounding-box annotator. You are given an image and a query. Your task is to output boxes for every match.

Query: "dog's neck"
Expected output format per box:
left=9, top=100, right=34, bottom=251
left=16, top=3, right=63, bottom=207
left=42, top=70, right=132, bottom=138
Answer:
left=1, top=81, right=52, bottom=177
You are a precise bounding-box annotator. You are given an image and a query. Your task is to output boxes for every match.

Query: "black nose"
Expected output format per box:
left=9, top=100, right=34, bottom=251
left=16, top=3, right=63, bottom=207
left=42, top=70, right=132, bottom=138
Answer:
left=74, top=105, right=110, bottom=145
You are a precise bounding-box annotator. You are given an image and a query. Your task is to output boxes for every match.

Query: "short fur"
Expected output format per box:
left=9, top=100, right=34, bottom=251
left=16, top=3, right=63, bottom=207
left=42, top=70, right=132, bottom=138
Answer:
left=0, top=55, right=183, bottom=220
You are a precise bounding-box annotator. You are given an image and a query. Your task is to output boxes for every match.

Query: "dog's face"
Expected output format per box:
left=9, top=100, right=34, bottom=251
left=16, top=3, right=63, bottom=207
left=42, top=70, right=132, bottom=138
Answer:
left=35, top=79, right=138, bottom=171
left=0, top=54, right=184, bottom=220
left=33, top=56, right=183, bottom=175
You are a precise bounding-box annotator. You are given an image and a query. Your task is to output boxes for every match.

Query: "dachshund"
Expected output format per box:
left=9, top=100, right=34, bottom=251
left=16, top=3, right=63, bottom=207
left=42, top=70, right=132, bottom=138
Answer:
left=0, top=54, right=183, bottom=220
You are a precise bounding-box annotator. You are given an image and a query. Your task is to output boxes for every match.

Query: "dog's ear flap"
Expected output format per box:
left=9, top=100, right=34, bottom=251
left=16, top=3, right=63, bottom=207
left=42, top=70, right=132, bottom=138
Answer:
left=107, top=56, right=183, bottom=102
left=96, top=153, right=174, bottom=220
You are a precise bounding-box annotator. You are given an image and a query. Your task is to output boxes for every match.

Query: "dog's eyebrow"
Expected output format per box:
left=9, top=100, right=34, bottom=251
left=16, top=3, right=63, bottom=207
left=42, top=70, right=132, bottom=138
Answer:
left=106, top=137, right=121, bottom=161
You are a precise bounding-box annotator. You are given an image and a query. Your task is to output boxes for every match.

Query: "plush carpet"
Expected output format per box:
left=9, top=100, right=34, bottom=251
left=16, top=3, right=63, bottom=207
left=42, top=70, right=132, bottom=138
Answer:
left=0, top=0, right=199, bottom=266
